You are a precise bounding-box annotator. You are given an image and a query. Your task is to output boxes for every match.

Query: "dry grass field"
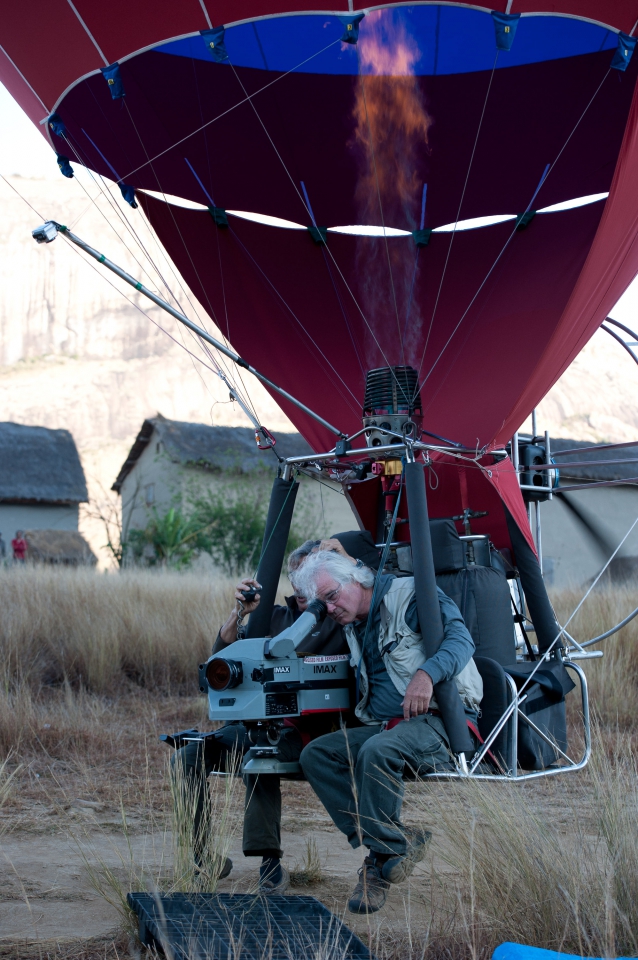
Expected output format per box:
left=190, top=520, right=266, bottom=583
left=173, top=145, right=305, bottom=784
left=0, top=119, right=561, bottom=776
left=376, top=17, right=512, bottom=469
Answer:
left=0, top=567, right=637, bottom=960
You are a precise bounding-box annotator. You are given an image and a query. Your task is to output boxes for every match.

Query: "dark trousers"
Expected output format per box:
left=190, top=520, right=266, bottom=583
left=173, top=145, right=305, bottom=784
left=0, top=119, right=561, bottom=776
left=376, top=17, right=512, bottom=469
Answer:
left=299, top=716, right=451, bottom=856
left=171, top=722, right=303, bottom=859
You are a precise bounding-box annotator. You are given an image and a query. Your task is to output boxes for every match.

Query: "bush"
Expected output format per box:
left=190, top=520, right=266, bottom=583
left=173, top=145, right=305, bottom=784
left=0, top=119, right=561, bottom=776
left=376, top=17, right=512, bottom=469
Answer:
left=123, top=473, right=317, bottom=576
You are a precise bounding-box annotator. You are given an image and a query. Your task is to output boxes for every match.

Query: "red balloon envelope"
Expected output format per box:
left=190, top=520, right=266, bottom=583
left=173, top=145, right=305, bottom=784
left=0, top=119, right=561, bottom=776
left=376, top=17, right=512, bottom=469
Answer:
left=3, top=1, right=638, bottom=552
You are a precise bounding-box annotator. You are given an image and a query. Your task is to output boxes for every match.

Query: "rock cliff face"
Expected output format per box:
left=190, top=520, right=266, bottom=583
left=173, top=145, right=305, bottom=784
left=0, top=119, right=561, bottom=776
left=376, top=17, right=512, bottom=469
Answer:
left=1, top=175, right=636, bottom=563
left=0, top=175, right=294, bottom=563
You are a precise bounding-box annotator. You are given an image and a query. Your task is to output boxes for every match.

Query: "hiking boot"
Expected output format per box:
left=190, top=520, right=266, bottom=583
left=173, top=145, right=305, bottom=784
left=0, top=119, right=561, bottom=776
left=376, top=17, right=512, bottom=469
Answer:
left=259, top=857, right=290, bottom=895
left=347, top=856, right=390, bottom=914
left=380, top=829, right=432, bottom=884
left=195, top=855, right=233, bottom=879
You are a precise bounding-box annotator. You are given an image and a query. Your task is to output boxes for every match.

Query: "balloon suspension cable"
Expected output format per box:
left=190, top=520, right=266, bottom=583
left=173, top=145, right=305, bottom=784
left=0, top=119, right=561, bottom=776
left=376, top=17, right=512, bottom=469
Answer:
left=54, top=131, right=265, bottom=431
left=32, top=221, right=346, bottom=440
left=601, top=321, right=638, bottom=367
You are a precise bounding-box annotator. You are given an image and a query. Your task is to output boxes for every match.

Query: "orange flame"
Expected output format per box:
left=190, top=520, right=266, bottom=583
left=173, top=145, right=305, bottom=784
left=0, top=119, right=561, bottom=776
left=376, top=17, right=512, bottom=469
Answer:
left=349, top=11, right=432, bottom=363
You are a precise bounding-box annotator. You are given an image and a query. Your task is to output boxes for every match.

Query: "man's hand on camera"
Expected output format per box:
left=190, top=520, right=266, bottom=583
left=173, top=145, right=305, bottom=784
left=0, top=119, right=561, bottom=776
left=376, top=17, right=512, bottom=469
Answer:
left=219, top=578, right=261, bottom=644
left=401, top=669, right=433, bottom=719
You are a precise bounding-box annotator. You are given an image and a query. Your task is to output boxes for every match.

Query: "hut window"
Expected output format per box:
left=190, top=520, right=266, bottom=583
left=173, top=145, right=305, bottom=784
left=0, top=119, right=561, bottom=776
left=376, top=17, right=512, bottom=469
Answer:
left=145, top=483, right=155, bottom=505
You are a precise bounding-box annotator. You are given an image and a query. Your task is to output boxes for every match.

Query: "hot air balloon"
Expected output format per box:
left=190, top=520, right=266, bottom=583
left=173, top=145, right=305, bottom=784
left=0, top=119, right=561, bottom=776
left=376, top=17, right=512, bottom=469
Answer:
left=4, top=1, right=638, bottom=776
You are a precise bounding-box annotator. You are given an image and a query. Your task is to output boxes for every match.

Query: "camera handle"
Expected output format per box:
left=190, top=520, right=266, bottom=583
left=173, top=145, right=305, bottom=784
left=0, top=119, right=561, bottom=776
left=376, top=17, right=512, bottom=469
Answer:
left=236, top=599, right=247, bottom=639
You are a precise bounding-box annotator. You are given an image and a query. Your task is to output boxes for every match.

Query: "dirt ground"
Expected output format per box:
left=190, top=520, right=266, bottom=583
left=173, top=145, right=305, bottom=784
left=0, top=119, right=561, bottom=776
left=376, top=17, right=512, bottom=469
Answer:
left=0, top=723, right=598, bottom=959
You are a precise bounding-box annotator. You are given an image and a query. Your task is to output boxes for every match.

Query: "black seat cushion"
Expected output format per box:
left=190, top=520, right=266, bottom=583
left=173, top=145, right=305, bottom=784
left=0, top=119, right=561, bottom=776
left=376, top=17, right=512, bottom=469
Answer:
left=437, top=567, right=517, bottom=666
left=474, top=656, right=514, bottom=773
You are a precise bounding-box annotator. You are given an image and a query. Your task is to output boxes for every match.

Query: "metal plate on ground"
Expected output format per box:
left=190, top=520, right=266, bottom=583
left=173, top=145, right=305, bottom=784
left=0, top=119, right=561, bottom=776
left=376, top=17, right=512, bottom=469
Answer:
left=127, top=892, right=373, bottom=960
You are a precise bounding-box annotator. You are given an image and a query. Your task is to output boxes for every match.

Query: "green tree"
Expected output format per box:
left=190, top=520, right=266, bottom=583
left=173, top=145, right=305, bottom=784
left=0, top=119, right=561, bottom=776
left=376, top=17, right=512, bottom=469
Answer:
left=189, top=486, right=268, bottom=576
left=127, top=507, right=209, bottom=568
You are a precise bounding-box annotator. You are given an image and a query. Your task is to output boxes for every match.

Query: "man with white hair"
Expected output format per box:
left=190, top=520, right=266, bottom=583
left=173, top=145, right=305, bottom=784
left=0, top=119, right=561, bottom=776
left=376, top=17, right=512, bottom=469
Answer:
left=171, top=530, right=379, bottom=894
left=296, top=550, right=482, bottom=915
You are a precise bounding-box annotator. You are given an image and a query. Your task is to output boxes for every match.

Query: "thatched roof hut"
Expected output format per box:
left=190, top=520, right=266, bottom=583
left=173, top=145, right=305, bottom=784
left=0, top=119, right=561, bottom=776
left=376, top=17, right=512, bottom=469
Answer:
left=25, top=529, right=97, bottom=566
left=0, top=422, right=88, bottom=504
left=112, top=415, right=312, bottom=492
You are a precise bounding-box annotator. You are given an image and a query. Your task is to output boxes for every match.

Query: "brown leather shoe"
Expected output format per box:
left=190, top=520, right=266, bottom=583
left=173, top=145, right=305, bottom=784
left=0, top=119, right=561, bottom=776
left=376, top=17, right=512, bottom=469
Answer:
left=347, top=857, right=390, bottom=914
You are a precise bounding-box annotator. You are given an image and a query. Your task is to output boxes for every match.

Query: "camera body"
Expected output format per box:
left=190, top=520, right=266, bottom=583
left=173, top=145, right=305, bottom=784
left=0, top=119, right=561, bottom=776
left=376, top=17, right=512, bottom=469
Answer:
left=204, top=642, right=351, bottom=723
left=198, top=601, right=351, bottom=774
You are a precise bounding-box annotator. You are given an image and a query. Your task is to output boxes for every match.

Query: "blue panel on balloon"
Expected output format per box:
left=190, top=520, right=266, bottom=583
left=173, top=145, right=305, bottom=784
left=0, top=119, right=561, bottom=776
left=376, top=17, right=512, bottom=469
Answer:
left=154, top=6, right=617, bottom=76
left=493, top=942, right=638, bottom=960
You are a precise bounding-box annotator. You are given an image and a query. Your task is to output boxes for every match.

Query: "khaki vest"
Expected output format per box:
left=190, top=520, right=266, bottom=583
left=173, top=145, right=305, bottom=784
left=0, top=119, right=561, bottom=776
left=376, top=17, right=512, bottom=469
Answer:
left=345, top=578, right=483, bottom=724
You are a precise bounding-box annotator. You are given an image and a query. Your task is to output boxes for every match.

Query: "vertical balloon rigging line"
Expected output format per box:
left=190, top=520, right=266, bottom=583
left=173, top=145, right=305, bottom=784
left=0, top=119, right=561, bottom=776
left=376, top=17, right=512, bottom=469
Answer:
left=188, top=49, right=258, bottom=419
left=413, top=50, right=499, bottom=401
left=321, top=246, right=366, bottom=378
left=185, top=157, right=216, bottom=207
left=224, top=56, right=402, bottom=393
left=225, top=225, right=362, bottom=414
left=402, top=182, right=427, bottom=344
left=416, top=66, right=612, bottom=400
left=303, top=178, right=366, bottom=375
left=183, top=54, right=260, bottom=406
left=121, top=98, right=262, bottom=421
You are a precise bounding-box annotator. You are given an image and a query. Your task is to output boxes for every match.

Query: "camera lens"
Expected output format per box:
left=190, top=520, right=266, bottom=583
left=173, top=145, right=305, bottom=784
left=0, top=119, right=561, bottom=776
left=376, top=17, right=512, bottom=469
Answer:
left=206, top=658, right=243, bottom=691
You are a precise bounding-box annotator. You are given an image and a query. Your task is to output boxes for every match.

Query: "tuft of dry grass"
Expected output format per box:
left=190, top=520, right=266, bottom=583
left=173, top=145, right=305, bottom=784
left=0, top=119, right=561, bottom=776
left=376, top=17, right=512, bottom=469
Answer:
left=2, top=567, right=638, bottom=959
left=551, top=586, right=638, bottom=727
left=0, top=565, right=235, bottom=696
left=407, top=727, right=638, bottom=960
left=290, top=837, right=324, bottom=886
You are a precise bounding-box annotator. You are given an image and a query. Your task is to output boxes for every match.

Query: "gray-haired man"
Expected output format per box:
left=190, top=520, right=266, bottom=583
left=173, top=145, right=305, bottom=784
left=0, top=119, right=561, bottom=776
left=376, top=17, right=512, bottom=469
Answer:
left=295, top=550, right=483, bottom=915
left=171, top=531, right=379, bottom=894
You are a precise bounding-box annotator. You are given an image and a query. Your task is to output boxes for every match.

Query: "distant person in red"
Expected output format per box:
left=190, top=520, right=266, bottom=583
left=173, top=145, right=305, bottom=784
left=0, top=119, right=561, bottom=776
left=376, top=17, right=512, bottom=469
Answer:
left=12, top=531, right=27, bottom=562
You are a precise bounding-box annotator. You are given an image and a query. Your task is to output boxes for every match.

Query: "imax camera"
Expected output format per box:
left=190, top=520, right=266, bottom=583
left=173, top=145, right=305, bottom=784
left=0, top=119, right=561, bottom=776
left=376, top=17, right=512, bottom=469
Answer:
left=177, top=599, right=351, bottom=775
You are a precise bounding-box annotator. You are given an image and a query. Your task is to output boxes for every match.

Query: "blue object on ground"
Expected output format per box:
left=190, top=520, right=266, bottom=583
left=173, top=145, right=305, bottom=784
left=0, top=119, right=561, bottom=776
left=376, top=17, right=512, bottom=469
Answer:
left=494, top=943, right=637, bottom=960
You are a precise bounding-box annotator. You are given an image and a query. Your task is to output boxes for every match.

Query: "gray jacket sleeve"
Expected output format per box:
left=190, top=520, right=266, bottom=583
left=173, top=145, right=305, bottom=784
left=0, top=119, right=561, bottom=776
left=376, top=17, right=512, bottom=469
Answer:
left=405, top=587, right=475, bottom=684
left=211, top=630, right=228, bottom=655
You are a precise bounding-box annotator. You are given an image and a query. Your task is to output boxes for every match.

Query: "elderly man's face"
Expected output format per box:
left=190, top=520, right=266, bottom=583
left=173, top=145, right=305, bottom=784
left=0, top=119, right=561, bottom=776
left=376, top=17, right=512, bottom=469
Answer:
left=312, top=571, right=370, bottom=624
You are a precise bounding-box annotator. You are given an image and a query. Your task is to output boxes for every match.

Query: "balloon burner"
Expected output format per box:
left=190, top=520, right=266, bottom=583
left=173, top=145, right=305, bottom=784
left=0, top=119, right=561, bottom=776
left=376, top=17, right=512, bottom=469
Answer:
left=363, top=366, right=422, bottom=447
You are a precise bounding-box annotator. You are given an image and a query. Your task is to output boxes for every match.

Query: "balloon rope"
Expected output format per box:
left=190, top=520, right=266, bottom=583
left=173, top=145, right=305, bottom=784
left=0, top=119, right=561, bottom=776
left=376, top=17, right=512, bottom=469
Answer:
left=225, top=59, right=408, bottom=404
left=320, top=246, right=367, bottom=378
left=225, top=226, right=363, bottom=417
left=413, top=50, right=499, bottom=400
left=120, top=37, right=343, bottom=182
left=416, top=66, right=612, bottom=399
left=60, top=130, right=264, bottom=426
left=119, top=103, right=265, bottom=425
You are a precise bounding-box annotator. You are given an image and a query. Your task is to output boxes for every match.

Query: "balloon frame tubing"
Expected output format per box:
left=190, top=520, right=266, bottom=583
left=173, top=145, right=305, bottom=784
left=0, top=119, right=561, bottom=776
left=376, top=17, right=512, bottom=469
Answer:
left=280, top=442, right=507, bottom=479
left=41, top=221, right=346, bottom=440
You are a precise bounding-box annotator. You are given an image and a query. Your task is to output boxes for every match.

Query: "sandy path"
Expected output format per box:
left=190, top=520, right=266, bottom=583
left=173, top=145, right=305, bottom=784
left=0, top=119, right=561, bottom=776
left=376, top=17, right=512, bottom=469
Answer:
left=0, top=818, right=440, bottom=944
